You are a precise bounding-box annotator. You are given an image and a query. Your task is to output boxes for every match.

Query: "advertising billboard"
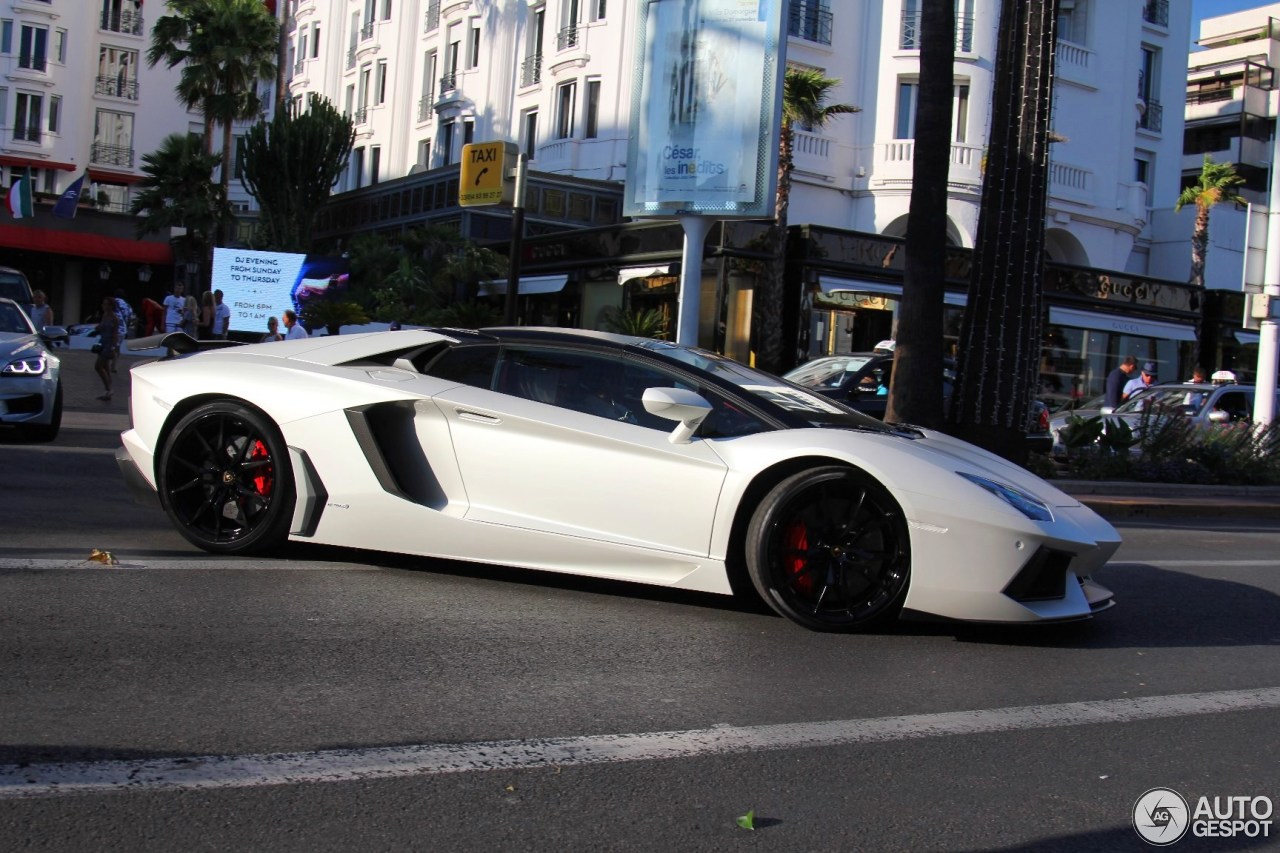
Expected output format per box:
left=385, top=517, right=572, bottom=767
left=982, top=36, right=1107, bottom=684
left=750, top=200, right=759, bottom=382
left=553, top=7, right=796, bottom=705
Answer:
left=624, top=0, right=786, bottom=219
left=211, top=248, right=349, bottom=333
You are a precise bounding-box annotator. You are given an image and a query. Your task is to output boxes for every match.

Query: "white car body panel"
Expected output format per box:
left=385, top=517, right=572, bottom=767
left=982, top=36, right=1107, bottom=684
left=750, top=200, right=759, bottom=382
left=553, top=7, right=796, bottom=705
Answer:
left=119, top=330, right=1122, bottom=624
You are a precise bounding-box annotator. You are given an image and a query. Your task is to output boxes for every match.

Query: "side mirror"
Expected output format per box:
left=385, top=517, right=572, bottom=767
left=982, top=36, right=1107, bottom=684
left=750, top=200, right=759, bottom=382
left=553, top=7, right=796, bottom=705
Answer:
left=1207, top=409, right=1231, bottom=424
left=39, top=325, right=68, bottom=346
left=642, top=387, right=712, bottom=444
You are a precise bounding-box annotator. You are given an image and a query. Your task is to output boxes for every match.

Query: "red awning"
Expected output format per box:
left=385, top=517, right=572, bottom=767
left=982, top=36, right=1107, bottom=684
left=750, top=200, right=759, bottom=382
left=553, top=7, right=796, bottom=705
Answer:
left=0, top=223, right=172, bottom=264
left=87, top=168, right=143, bottom=185
left=0, top=155, right=77, bottom=172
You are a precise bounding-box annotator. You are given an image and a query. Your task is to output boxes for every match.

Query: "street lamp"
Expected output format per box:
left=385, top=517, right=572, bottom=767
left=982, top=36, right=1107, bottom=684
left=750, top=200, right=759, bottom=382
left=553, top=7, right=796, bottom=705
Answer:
left=137, top=264, right=152, bottom=284
left=99, top=263, right=111, bottom=281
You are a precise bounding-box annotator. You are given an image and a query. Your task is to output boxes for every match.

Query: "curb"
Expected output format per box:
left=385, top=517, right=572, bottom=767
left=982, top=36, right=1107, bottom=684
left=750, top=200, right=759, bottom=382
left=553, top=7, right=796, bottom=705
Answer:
left=1056, top=480, right=1280, bottom=520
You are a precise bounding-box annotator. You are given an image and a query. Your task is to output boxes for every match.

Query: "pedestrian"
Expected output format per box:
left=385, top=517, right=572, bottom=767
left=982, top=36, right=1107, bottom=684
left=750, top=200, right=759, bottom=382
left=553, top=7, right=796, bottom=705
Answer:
left=94, top=296, right=118, bottom=401
left=140, top=297, right=164, bottom=336
left=1104, top=355, right=1137, bottom=409
left=261, top=315, right=283, bottom=342
left=1187, top=365, right=1208, bottom=384
left=111, top=289, right=134, bottom=373
left=282, top=308, right=308, bottom=340
left=212, top=289, right=232, bottom=339
left=1122, top=361, right=1157, bottom=401
left=197, top=290, right=215, bottom=339
left=163, top=283, right=186, bottom=333
left=182, top=293, right=199, bottom=337
left=28, top=289, right=54, bottom=330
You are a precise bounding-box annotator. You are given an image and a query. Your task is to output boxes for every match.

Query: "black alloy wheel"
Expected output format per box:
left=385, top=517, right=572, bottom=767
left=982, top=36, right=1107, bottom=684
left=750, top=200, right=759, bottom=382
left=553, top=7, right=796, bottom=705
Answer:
left=746, top=465, right=911, bottom=632
left=158, top=401, right=294, bottom=554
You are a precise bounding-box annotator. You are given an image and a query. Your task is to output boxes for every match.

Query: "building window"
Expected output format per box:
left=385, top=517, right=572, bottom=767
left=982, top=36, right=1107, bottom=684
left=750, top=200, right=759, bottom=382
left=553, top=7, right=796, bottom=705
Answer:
left=584, top=78, right=601, bottom=138
left=589, top=0, right=606, bottom=22
left=1, top=20, right=12, bottom=55
left=556, top=80, right=576, bottom=138
left=92, top=108, right=135, bottom=166
left=47, top=95, right=59, bottom=134
left=953, top=83, right=969, bottom=144
left=1058, top=0, right=1089, bottom=45
left=1134, top=154, right=1151, bottom=185
left=467, top=19, right=480, bottom=70
left=299, top=31, right=308, bottom=63
left=463, top=118, right=474, bottom=146
left=376, top=59, right=388, bottom=105
left=312, top=23, right=321, bottom=58
left=418, top=139, right=431, bottom=168
left=381, top=0, right=392, bottom=21
left=370, top=146, right=381, bottom=185
left=558, top=0, right=579, bottom=49
left=895, top=79, right=970, bottom=143
left=19, top=24, right=48, bottom=71
left=97, top=46, right=139, bottom=100
left=352, top=146, right=365, bottom=189
left=1138, top=45, right=1162, bottom=132
left=54, top=28, right=66, bottom=64
left=440, top=119, right=455, bottom=164
left=14, top=92, right=42, bottom=141
left=522, top=7, right=545, bottom=87
left=523, top=109, right=538, bottom=160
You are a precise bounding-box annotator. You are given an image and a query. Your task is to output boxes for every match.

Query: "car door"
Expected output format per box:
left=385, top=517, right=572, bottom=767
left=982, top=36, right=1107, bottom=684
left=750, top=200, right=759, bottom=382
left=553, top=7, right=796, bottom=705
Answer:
left=428, top=345, right=730, bottom=556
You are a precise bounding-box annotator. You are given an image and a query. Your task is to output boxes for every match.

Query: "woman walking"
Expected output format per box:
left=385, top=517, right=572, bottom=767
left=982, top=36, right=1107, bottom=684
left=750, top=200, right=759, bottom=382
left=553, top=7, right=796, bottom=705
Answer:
left=94, top=297, right=118, bottom=401
left=197, top=290, right=214, bottom=338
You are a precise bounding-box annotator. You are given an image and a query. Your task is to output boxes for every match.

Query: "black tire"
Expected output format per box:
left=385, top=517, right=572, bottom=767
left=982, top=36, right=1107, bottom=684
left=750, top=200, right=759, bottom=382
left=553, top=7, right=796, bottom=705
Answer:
left=23, top=382, right=62, bottom=443
left=745, top=466, right=910, bottom=632
left=157, top=401, right=295, bottom=554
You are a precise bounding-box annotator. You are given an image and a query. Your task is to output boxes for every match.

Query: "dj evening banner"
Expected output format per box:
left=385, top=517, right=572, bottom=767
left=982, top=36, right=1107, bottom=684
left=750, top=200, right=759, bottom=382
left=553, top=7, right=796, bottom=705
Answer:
left=625, top=0, right=785, bottom=218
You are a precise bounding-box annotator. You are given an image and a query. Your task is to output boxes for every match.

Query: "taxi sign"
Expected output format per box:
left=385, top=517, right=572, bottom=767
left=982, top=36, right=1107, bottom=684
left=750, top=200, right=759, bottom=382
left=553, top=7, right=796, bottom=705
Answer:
left=459, top=141, right=515, bottom=206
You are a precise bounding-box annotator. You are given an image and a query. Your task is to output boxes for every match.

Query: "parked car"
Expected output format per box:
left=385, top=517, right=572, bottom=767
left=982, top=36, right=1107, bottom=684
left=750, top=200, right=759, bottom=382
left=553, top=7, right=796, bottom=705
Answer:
left=0, top=266, right=33, bottom=314
left=783, top=353, right=1053, bottom=453
left=0, top=296, right=65, bottom=442
left=1049, top=382, right=1280, bottom=456
left=116, top=327, right=1119, bottom=632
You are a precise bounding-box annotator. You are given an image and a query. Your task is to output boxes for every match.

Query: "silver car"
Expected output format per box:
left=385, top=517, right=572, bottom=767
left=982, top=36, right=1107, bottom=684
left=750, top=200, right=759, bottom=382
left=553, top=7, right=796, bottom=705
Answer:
left=0, top=297, right=64, bottom=442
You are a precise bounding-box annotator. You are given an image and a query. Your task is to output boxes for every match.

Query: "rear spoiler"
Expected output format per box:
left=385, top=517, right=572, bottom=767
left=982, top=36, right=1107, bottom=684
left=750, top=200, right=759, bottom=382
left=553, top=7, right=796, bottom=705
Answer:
left=125, top=332, right=241, bottom=357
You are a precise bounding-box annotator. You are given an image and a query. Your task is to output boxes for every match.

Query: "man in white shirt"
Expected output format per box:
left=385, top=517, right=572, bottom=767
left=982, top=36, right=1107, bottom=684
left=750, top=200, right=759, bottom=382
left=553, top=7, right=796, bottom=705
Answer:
left=282, top=309, right=308, bottom=340
left=163, top=284, right=186, bottom=333
left=211, top=289, right=232, bottom=339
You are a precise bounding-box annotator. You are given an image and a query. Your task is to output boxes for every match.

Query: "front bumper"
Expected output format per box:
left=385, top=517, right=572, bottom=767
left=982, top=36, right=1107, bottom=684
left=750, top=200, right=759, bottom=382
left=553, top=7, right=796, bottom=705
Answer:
left=115, top=445, right=160, bottom=508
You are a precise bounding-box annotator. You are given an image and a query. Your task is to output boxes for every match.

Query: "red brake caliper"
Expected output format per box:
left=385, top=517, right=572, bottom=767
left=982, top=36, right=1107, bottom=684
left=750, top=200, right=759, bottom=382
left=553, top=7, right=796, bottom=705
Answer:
left=250, top=440, right=273, bottom=497
left=785, top=521, right=813, bottom=594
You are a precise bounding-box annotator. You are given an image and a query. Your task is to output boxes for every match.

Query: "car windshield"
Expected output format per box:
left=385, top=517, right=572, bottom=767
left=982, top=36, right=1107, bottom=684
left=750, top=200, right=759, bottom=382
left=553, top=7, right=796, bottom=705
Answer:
left=784, top=356, right=875, bottom=389
left=634, top=340, right=895, bottom=431
left=0, top=301, right=34, bottom=334
left=1114, top=386, right=1208, bottom=416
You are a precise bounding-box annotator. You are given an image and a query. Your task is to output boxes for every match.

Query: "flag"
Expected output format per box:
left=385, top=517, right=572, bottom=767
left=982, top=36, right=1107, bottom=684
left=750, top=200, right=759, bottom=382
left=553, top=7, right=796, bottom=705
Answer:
left=52, top=170, right=87, bottom=219
left=7, top=167, right=32, bottom=219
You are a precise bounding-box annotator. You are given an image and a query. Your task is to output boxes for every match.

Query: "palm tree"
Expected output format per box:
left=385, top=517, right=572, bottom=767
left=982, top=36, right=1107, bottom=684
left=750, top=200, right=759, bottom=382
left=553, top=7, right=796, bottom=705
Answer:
left=885, top=0, right=955, bottom=430
left=755, top=68, right=857, bottom=374
left=1176, top=155, right=1245, bottom=288
left=148, top=0, right=278, bottom=200
left=130, top=133, right=229, bottom=286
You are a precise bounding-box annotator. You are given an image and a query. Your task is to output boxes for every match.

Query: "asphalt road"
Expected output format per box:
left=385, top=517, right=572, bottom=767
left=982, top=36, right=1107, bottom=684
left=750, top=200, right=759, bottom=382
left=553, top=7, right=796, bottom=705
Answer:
left=2, top=351, right=1279, bottom=851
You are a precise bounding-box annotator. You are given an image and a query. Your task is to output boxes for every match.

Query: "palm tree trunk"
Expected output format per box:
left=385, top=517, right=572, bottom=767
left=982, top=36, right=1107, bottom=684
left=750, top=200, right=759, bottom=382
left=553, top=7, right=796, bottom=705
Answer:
left=949, top=0, right=1059, bottom=463
left=885, top=0, right=954, bottom=429
left=758, top=124, right=794, bottom=375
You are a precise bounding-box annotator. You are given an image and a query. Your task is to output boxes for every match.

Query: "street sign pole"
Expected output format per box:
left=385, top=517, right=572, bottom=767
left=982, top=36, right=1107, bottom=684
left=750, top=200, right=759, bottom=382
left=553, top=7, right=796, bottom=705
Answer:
left=504, top=153, right=528, bottom=326
left=675, top=215, right=710, bottom=345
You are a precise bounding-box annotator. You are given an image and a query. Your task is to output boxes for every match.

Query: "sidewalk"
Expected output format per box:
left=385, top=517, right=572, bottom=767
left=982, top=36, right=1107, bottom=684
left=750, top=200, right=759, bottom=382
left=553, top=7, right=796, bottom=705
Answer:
left=51, top=350, right=1280, bottom=521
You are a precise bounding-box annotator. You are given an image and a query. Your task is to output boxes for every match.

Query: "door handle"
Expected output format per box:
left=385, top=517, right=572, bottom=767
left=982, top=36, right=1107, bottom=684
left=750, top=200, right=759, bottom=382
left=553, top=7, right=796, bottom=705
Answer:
left=455, top=408, right=502, bottom=425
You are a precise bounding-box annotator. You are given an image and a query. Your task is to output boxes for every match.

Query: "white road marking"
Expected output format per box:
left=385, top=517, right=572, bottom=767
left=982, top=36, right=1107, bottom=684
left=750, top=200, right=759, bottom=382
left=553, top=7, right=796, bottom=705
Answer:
left=2, top=687, right=1278, bottom=800
left=1111, top=560, right=1280, bottom=569
left=0, top=445, right=115, bottom=455
left=0, top=559, right=380, bottom=572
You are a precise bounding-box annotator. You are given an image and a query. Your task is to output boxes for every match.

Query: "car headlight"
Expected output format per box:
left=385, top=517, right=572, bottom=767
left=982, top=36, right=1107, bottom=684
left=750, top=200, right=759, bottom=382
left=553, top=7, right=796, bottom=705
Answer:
left=2, top=355, right=48, bottom=375
left=957, top=472, right=1054, bottom=522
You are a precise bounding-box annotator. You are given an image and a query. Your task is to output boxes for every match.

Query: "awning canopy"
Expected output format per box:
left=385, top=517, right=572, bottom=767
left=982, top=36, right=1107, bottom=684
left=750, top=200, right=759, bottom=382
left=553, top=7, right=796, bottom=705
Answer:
left=0, top=223, right=173, bottom=264
left=816, top=276, right=967, bottom=305
left=1049, top=306, right=1196, bottom=341
left=618, top=265, right=670, bottom=284
left=88, top=168, right=144, bottom=185
left=478, top=274, right=569, bottom=296
left=1235, top=330, right=1261, bottom=345
left=0, top=155, right=77, bottom=172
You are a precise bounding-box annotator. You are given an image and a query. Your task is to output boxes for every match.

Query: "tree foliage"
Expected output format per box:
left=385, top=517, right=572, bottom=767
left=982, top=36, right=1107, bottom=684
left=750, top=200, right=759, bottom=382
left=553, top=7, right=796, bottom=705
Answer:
left=239, top=95, right=356, bottom=252
left=1175, top=155, right=1246, bottom=288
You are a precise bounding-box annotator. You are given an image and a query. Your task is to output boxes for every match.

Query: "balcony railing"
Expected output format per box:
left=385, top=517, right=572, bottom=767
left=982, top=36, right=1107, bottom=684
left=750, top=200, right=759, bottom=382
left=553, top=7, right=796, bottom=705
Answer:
left=1143, top=0, right=1169, bottom=27
left=788, top=2, right=832, bottom=45
left=520, top=53, right=543, bottom=87
left=557, top=25, right=578, bottom=50
left=91, top=142, right=134, bottom=167
left=439, top=70, right=458, bottom=92
left=361, top=21, right=374, bottom=40
left=354, top=106, right=368, bottom=125
left=900, top=12, right=974, bottom=53
left=294, top=58, right=305, bottom=74
left=95, top=75, right=139, bottom=100
left=418, top=93, right=434, bottom=122
left=1138, top=99, right=1163, bottom=132
left=18, top=54, right=48, bottom=72
left=101, top=8, right=144, bottom=36
left=13, top=125, right=42, bottom=143
left=425, top=0, right=440, bottom=31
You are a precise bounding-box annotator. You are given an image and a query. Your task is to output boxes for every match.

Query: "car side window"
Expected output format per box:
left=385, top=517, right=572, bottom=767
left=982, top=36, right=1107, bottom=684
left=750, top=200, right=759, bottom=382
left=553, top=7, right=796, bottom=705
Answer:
left=421, top=344, right=500, bottom=388
left=1213, top=391, right=1252, bottom=422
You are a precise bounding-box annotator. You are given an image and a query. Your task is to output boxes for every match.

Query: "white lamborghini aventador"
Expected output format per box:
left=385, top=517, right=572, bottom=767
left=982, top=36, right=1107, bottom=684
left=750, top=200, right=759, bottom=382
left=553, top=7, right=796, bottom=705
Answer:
left=116, top=327, right=1119, bottom=632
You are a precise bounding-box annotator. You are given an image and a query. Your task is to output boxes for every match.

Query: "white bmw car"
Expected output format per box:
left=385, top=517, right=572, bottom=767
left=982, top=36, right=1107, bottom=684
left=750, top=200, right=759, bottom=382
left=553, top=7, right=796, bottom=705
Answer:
left=116, top=327, right=1119, bottom=631
left=0, top=296, right=63, bottom=442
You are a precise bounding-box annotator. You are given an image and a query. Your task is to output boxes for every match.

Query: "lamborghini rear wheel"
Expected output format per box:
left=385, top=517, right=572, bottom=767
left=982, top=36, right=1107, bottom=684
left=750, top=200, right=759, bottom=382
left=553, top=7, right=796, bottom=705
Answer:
left=745, top=466, right=910, bottom=632
left=158, top=401, right=294, bottom=555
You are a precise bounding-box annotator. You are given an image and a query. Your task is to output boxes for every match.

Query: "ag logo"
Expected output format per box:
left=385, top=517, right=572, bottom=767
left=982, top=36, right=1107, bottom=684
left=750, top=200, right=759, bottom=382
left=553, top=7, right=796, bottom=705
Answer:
left=1134, top=787, right=1190, bottom=845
